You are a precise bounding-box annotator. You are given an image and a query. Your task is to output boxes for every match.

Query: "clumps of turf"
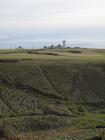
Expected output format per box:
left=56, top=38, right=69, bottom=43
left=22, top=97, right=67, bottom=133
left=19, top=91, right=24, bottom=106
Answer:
left=69, top=50, right=82, bottom=53
left=0, top=128, right=5, bottom=138
left=28, top=51, right=59, bottom=56
left=0, top=61, right=105, bottom=136
left=89, top=131, right=105, bottom=140
left=0, top=59, right=20, bottom=63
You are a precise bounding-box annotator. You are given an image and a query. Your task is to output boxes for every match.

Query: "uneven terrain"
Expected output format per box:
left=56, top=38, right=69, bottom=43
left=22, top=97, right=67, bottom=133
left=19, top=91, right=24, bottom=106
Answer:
left=0, top=48, right=105, bottom=139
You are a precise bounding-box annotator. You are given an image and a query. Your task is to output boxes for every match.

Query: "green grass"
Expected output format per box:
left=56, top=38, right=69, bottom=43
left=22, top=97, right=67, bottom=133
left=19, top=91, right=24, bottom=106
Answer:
left=78, top=113, right=105, bottom=129
left=0, top=49, right=24, bottom=54
left=0, top=48, right=105, bottom=63
left=0, top=48, right=105, bottom=139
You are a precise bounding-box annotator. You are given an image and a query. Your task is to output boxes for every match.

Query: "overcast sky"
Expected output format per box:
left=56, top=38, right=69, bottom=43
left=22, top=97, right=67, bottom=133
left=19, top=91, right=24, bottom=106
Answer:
left=0, top=0, right=105, bottom=48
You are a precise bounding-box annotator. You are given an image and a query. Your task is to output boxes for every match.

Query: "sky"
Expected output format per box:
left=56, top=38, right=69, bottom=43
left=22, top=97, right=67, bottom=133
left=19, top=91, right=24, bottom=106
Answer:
left=0, top=0, right=105, bottom=48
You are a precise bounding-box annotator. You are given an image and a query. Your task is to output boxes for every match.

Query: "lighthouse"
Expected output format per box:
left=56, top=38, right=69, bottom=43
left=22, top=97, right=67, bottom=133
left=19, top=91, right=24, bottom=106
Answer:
left=62, top=40, right=66, bottom=48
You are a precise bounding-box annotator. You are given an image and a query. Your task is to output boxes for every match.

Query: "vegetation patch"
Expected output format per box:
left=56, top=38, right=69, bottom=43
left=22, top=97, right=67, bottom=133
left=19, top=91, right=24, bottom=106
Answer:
left=27, top=50, right=59, bottom=56
left=0, top=48, right=105, bottom=139
left=69, top=50, right=82, bottom=53
left=0, top=59, right=20, bottom=63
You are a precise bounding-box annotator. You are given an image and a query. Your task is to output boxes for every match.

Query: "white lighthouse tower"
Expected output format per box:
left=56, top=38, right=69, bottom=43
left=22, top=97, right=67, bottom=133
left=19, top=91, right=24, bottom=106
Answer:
left=62, top=40, right=66, bottom=48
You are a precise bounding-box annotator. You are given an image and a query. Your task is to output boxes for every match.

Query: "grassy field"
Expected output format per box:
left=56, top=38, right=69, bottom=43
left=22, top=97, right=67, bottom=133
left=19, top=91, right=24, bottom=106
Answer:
left=0, top=48, right=105, bottom=63
left=0, top=48, right=105, bottom=140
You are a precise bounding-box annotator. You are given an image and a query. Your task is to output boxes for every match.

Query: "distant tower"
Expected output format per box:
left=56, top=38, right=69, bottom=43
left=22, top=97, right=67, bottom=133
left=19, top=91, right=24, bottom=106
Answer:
left=63, top=40, right=66, bottom=48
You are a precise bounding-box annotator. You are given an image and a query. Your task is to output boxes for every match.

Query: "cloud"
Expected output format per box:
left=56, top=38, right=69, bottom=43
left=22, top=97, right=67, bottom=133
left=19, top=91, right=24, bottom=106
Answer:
left=0, top=35, right=8, bottom=39
left=0, top=0, right=105, bottom=30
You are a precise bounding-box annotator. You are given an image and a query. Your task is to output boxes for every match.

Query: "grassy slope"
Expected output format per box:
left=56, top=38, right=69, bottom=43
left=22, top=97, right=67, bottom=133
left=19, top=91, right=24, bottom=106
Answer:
left=0, top=48, right=105, bottom=62
left=0, top=48, right=105, bottom=139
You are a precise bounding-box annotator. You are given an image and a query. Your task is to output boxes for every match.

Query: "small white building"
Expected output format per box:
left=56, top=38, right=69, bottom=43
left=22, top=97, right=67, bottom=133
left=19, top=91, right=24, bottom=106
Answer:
left=62, top=40, right=66, bottom=48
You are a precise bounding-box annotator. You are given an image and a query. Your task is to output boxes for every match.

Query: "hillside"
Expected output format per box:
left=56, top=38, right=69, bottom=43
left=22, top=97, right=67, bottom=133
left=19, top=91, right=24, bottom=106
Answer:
left=0, top=48, right=105, bottom=139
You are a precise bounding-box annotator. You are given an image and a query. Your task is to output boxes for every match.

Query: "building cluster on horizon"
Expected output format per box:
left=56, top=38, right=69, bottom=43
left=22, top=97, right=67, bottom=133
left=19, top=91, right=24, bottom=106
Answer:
left=43, top=40, right=67, bottom=49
